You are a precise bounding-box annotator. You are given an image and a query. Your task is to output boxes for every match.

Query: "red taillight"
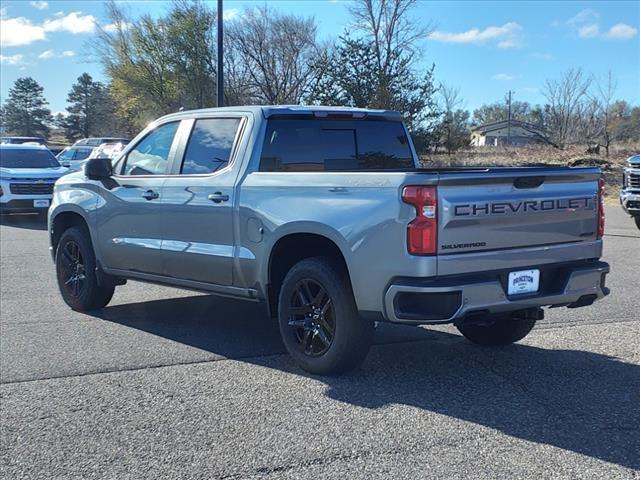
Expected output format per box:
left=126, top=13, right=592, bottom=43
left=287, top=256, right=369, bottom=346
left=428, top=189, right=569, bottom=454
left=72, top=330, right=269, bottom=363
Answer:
left=597, top=177, right=605, bottom=239
left=402, top=185, right=437, bottom=255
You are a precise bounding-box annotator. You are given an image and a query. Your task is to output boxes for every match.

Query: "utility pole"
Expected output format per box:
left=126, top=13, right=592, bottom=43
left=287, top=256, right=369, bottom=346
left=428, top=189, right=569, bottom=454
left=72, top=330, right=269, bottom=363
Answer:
left=217, top=0, right=224, bottom=107
left=506, top=90, right=514, bottom=146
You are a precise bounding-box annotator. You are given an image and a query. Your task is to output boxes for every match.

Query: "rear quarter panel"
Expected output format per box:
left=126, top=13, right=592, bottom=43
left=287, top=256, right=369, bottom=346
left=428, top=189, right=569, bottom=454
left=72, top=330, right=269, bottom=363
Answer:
left=236, top=171, right=437, bottom=313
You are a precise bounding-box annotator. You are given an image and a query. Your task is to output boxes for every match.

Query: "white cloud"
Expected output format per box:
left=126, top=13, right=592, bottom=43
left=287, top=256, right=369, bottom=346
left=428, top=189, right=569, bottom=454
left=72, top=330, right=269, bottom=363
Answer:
left=0, top=53, right=25, bottom=65
left=567, top=9, right=638, bottom=41
left=567, top=9, right=600, bottom=26
left=429, top=22, right=523, bottom=48
left=492, top=73, right=519, bottom=81
left=43, top=11, right=96, bottom=34
left=605, top=23, right=638, bottom=39
left=103, top=21, right=131, bottom=33
left=578, top=24, right=600, bottom=38
left=223, top=8, right=240, bottom=21
left=30, top=1, right=49, bottom=10
left=0, top=16, right=46, bottom=47
left=38, top=49, right=75, bottom=59
left=497, top=39, right=518, bottom=49
left=1, top=11, right=96, bottom=47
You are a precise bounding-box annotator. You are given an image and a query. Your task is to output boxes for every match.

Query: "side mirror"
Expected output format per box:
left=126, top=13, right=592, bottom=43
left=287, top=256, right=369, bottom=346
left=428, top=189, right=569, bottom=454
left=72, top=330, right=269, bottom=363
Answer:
left=85, top=157, right=113, bottom=180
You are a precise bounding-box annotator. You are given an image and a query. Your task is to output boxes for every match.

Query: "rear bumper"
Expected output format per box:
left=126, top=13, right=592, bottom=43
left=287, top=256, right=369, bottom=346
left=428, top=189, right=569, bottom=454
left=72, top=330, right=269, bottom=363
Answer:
left=384, top=260, right=609, bottom=324
left=619, top=189, right=640, bottom=215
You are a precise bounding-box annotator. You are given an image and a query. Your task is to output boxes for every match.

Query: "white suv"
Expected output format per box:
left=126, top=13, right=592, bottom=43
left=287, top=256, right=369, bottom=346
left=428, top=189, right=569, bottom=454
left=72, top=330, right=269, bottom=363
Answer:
left=0, top=144, right=69, bottom=215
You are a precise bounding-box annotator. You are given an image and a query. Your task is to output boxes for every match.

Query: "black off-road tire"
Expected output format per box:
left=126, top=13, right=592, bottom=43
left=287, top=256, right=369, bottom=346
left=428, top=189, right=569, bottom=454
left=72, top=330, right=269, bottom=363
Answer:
left=277, top=256, right=374, bottom=375
left=55, top=226, right=115, bottom=311
left=456, top=316, right=537, bottom=346
left=634, top=215, right=640, bottom=230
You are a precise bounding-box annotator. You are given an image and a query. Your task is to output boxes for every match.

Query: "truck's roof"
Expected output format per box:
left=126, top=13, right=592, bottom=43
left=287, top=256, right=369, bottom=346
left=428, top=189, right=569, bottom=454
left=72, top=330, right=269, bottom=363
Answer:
left=159, top=105, right=403, bottom=122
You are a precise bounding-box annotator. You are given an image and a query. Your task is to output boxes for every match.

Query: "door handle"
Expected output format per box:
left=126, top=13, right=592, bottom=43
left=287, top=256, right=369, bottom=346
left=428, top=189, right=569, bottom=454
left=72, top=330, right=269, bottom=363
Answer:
left=142, top=189, right=159, bottom=200
left=208, top=192, right=229, bottom=203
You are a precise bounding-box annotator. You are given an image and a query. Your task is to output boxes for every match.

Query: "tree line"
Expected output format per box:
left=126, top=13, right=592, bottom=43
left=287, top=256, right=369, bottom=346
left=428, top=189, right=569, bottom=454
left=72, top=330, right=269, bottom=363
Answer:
left=1, top=0, right=638, bottom=155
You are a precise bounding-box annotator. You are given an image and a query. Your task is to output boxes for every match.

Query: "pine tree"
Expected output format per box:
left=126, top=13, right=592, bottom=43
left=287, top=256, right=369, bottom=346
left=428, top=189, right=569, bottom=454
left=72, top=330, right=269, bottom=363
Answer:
left=63, top=73, right=114, bottom=141
left=2, top=77, right=52, bottom=138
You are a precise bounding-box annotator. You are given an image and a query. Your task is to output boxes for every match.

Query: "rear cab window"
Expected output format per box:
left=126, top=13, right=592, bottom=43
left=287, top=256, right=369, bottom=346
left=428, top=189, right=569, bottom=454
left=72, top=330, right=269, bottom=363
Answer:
left=259, top=119, right=414, bottom=172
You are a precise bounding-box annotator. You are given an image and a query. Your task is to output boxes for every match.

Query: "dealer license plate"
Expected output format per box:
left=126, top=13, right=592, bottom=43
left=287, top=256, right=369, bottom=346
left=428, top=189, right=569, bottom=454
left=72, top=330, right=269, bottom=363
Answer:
left=508, top=269, right=540, bottom=295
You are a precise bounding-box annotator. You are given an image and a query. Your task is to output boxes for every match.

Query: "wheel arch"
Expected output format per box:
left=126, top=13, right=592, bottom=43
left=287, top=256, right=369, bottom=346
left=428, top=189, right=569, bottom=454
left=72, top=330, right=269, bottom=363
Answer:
left=50, top=209, right=91, bottom=258
left=266, top=231, right=352, bottom=318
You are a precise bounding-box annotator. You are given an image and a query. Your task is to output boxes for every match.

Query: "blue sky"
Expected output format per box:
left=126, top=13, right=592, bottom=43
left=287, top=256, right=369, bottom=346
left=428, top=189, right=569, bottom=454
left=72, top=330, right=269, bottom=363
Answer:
left=1, top=0, right=639, bottom=115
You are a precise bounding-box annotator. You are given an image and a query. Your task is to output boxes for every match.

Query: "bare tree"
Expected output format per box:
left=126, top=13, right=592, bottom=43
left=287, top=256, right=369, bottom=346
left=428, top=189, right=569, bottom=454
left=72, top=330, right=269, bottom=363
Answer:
left=592, top=71, right=618, bottom=156
left=347, top=0, right=434, bottom=106
left=542, top=68, right=592, bottom=148
left=439, top=85, right=462, bottom=154
left=226, top=5, right=319, bottom=104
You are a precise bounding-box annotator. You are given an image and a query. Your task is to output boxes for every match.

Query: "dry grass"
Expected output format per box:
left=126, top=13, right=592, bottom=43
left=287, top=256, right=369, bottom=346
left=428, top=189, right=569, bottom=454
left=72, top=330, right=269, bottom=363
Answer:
left=420, top=142, right=640, bottom=202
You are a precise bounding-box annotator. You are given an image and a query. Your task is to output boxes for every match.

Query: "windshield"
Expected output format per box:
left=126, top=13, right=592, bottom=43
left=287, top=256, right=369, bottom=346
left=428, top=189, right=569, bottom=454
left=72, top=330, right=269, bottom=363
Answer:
left=0, top=148, right=61, bottom=168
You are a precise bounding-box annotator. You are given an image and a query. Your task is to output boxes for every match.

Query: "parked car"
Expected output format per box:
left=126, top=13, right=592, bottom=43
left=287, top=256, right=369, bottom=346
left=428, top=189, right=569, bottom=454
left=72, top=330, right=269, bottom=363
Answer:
left=48, top=106, right=610, bottom=374
left=74, top=137, right=130, bottom=147
left=88, top=142, right=127, bottom=161
left=0, top=144, right=69, bottom=215
left=0, top=136, right=47, bottom=146
left=56, top=145, right=96, bottom=171
left=620, top=154, right=640, bottom=229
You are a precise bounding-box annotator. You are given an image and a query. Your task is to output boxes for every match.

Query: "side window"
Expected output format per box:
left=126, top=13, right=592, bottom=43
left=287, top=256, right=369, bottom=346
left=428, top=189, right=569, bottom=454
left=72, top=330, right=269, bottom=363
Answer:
left=181, top=118, right=241, bottom=174
left=58, top=149, right=74, bottom=161
left=73, top=149, right=92, bottom=161
left=121, top=122, right=179, bottom=176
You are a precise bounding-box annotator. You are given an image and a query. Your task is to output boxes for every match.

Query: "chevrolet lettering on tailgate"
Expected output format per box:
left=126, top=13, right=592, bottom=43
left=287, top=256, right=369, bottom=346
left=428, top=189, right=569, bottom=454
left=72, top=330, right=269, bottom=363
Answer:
left=454, top=197, right=593, bottom=216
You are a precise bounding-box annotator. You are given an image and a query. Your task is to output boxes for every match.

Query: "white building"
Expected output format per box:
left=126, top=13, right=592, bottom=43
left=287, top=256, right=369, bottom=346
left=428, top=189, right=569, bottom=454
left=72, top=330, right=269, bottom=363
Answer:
left=470, top=120, right=549, bottom=147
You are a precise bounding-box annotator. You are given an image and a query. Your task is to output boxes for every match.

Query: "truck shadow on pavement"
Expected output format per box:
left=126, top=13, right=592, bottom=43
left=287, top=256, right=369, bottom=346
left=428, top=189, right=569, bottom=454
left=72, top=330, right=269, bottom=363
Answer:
left=0, top=214, right=47, bottom=231
left=93, top=294, right=639, bottom=471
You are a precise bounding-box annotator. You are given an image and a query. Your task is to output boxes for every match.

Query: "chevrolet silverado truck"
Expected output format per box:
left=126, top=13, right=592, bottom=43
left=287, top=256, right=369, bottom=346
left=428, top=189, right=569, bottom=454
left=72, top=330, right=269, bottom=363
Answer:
left=620, top=154, right=640, bottom=229
left=48, top=106, right=610, bottom=374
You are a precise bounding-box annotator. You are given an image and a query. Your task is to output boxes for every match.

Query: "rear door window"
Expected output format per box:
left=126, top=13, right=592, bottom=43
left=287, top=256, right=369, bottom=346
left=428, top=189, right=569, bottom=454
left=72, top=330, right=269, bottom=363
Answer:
left=181, top=118, right=241, bottom=174
left=259, top=119, right=413, bottom=172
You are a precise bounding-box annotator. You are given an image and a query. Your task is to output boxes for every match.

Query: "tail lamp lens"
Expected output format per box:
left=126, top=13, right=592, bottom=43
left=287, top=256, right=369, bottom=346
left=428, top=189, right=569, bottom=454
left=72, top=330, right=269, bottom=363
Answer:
left=402, top=185, right=437, bottom=255
left=597, top=177, right=605, bottom=239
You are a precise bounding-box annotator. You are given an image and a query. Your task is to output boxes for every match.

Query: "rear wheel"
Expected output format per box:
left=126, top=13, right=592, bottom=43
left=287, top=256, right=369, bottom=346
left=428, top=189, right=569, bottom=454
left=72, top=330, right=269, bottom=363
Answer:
left=456, top=316, right=536, bottom=346
left=277, top=257, right=374, bottom=375
left=55, top=226, right=115, bottom=311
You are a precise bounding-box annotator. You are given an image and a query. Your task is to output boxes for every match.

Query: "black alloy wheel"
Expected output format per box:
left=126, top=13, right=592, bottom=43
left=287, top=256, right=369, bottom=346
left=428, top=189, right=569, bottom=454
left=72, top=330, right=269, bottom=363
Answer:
left=60, top=239, right=86, bottom=298
left=55, top=226, right=115, bottom=311
left=277, top=257, right=374, bottom=375
left=286, top=278, right=336, bottom=357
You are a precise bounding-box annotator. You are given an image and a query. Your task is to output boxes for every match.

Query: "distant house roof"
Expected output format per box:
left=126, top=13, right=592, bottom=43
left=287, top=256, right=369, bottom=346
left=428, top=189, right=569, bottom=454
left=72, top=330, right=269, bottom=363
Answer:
left=471, top=119, right=547, bottom=135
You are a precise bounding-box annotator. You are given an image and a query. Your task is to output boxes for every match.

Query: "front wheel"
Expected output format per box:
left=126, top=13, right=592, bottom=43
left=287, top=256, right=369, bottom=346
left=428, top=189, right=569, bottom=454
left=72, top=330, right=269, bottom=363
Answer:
left=634, top=216, right=640, bottom=230
left=55, top=226, right=115, bottom=311
left=456, top=316, right=536, bottom=346
left=277, top=257, right=374, bottom=375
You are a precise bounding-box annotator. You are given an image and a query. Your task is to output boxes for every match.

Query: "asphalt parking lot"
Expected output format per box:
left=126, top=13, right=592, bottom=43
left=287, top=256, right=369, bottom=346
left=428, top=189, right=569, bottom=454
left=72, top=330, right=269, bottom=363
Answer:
left=1, top=206, right=638, bottom=479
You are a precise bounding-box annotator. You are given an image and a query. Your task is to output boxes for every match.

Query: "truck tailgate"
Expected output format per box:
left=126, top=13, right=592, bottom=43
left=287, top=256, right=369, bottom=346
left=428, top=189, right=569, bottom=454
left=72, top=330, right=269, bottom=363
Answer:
left=436, top=167, right=601, bottom=255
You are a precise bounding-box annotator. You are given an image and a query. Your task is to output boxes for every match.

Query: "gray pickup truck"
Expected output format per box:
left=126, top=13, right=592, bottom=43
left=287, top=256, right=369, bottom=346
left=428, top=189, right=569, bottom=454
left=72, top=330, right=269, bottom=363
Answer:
left=49, top=106, right=610, bottom=374
left=620, top=154, right=640, bottom=229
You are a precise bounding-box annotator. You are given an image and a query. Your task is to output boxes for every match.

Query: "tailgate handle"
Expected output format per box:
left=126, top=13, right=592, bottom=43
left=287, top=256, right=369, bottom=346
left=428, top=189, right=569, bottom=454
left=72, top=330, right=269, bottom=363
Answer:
left=514, top=176, right=545, bottom=189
